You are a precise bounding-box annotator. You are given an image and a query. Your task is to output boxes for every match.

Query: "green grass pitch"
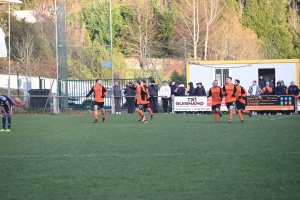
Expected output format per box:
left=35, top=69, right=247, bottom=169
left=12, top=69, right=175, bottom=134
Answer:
left=0, top=113, right=300, bottom=199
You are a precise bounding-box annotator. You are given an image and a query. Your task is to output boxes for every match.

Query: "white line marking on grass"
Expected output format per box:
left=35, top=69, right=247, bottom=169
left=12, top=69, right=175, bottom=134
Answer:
left=63, top=114, right=87, bottom=117
left=1, top=152, right=300, bottom=159
left=270, top=115, right=295, bottom=120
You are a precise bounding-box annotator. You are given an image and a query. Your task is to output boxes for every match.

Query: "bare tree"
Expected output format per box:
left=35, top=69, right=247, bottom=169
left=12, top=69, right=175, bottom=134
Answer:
left=289, top=0, right=300, bottom=31
left=124, top=0, right=157, bottom=60
left=178, top=0, right=204, bottom=61
left=237, top=0, right=246, bottom=21
left=11, top=29, right=39, bottom=76
left=203, top=0, right=222, bottom=60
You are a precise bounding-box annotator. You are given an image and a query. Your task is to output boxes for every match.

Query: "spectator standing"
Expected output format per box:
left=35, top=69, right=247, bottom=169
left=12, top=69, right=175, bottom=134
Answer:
left=187, top=82, right=195, bottom=96
left=148, top=80, right=159, bottom=113
left=248, top=80, right=261, bottom=115
left=174, top=83, right=187, bottom=114
left=124, top=82, right=135, bottom=113
left=160, top=81, right=171, bottom=114
left=194, top=82, right=206, bottom=96
left=169, top=81, right=176, bottom=114
left=281, top=80, right=288, bottom=114
left=261, top=82, right=273, bottom=115
left=286, top=81, right=299, bottom=96
left=174, top=84, right=186, bottom=96
left=274, top=81, right=285, bottom=115
left=258, top=75, right=266, bottom=89
left=269, top=77, right=275, bottom=92
left=286, top=81, right=299, bottom=114
left=281, top=80, right=288, bottom=93
left=113, top=81, right=123, bottom=114
left=194, top=82, right=206, bottom=114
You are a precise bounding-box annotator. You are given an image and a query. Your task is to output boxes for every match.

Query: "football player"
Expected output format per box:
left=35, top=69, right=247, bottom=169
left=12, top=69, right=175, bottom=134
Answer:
left=1, top=95, right=14, bottom=132
left=207, top=80, right=223, bottom=123
left=234, top=79, right=252, bottom=122
left=86, top=79, right=108, bottom=123
left=222, top=77, right=237, bottom=123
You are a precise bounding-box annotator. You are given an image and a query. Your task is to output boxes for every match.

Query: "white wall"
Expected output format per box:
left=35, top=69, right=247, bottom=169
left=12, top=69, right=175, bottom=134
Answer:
left=0, top=74, right=57, bottom=93
left=189, top=65, right=213, bottom=89
left=189, top=61, right=297, bottom=90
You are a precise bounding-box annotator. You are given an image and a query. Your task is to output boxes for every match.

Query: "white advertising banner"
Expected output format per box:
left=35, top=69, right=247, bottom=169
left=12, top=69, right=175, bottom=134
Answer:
left=174, top=96, right=210, bottom=111
left=174, top=96, right=228, bottom=112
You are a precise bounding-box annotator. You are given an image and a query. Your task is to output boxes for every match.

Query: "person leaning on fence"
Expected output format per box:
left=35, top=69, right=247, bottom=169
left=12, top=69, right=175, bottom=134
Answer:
left=124, top=82, right=136, bottom=114
left=260, top=82, right=273, bottom=115
left=148, top=80, right=159, bottom=113
left=174, top=83, right=186, bottom=114
left=269, top=77, right=275, bottom=92
left=248, top=80, right=261, bottom=115
left=160, top=80, right=171, bottom=114
left=86, top=79, right=108, bottom=123
left=194, top=82, right=206, bottom=115
left=187, top=82, right=195, bottom=114
left=169, top=80, right=176, bottom=114
left=274, top=81, right=285, bottom=115
left=286, top=81, right=299, bottom=115
left=281, top=80, right=288, bottom=94
left=113, top=81, right=123, bottom=114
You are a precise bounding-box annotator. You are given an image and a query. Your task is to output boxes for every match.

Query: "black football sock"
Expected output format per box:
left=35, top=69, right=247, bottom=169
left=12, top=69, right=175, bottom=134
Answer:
left=2, top=116, right=6, bottom=129
left=7, top=116, right=11, bottom=129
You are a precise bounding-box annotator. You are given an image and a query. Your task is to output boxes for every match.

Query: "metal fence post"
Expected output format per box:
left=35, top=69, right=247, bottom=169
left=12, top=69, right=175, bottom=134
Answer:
left=53, top=94, right=59, bottom=114
left=172, top=95, right=174, bottom=114
left=295, top=98, right=298, bottom=114
left=111, top=94, right=115, bottom=114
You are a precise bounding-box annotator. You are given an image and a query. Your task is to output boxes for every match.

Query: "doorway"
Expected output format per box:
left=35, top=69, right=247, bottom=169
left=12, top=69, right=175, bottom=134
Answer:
left=258, top=68, right=275, bottom=85
left=215, top=69, right=229, bottom=86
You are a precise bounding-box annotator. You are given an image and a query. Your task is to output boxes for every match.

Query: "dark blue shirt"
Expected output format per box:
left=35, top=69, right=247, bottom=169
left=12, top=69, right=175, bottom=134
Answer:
left=0, top=95, right=13, bottom=107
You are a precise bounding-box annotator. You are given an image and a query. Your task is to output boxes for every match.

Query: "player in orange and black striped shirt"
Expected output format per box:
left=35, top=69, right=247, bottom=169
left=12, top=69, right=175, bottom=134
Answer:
left=207, top=80, right=223, bottom=123
left=128, top=80, right=153, bottom=123
left=86, top=79, right=108, bottom=123
left=141, top=80, right=154, bottom=120
left=222, top=77, right=236, bottom=123
left=234, top=79, right=252, bottom=123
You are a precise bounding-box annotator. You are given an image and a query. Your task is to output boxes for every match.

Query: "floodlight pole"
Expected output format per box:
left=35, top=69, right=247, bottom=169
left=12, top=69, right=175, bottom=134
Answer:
left=55, top=0, right=59, bottom=113
left=8, top=2, right=10, bottom=96
left=110, top=0, right=115, bottom=114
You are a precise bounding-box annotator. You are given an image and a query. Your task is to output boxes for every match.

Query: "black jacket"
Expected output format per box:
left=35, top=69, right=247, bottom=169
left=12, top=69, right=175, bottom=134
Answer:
left=194, top=86, right=206, bottom=96
left=187, top=82, right=195, bottom=96
left=287, top=85, right=299, bottom=95
left=258, top=79, right=266, bottom=89
left=170, top=84, right=177, bottom=95
left=148, top=84, right=159, bottom=97
left=175, top=86, right=186, bottom=96
left=275, top=82, right=285, bottom=95
left=124, top=86, right=136, bottom=98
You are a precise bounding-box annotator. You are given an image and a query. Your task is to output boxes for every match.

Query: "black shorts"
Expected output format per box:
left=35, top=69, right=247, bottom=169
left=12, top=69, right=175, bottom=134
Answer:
left=236, top=101, right=245, bottom=110
left=212, top=104, right=221, bottom=111
left=137, top=104, right=143, bottom=110
left=226, top=102, right=235, bottom=109
left=94, top=101, right=104, bottom=108
left=135, top=99, right=137, bottom=107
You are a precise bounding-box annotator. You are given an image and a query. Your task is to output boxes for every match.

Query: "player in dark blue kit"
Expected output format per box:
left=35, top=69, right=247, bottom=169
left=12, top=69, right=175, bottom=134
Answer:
left=0, top=95, right=14, bottom=132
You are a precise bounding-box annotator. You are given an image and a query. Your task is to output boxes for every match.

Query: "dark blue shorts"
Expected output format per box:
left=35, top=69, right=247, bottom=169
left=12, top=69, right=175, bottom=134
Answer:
left=1, top=105, right=13, bottom=114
